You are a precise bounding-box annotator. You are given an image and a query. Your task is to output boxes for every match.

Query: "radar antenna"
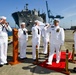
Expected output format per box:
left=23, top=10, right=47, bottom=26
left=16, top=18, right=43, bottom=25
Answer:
left=24, top=3, right=28, bottom=11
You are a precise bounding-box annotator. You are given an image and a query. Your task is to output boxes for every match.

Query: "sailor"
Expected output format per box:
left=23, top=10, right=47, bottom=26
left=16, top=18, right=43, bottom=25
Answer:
left=18, top=22, right=28, bottom=60
left=46, top=19, right=65, bottom=65
left=32, top=20, right=41, bottom=60
left=0, top=16, right=12, bottom=67
left=73, top=28, right=76, bottom=51
left=41, top=23, right=50, bottom=54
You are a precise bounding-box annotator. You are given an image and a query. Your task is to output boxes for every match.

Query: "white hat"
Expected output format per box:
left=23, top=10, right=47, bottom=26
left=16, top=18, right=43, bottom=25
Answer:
left=54, top=18, right=60, bottom=22
left=20, top=22, right=25, bottom=25
left=45, top=23, right=49, bottom=26
left=0, top=16, right=6, bottom=20
left=34, top=20, right=39, bottom=23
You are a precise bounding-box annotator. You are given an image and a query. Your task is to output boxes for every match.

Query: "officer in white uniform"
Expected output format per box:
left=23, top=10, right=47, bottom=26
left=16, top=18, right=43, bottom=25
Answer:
left=18, top=22, right=28, bottom=60
left=41, top=23, right=50, bottom=54
left=0, top=16, right=12, bottom=67
left=32, top=20, right=41, bottom=60
left=47, top=19, right=65, bottom=65
left=73, top=28, right=76, bottom=51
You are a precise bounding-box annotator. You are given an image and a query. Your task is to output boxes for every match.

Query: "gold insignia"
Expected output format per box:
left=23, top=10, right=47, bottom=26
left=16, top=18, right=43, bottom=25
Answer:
left=56, top=28, right=60, bottom=32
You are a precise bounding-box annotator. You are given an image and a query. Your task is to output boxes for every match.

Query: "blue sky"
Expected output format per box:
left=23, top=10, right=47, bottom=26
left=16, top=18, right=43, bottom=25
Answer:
left=0, top=0, right=76, bottom=28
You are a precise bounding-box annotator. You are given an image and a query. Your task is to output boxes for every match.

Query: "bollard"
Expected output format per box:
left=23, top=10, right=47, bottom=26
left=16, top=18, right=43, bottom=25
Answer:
left=47, top=42, right=49, bottom=57
left=65, top=49, right=69, bottom=72
left=72, top=44, right=75, bottom=62
left=9, top=28, right=20, bottom=65
left=62, top=49, right=70, bottom=75
left=36, top=45, right=38, bottom=62
left=33, top=45, right=40, bottom=65
left=46, top=42, right=49, bottom=57
left=70, top=44, right=76, bottom=63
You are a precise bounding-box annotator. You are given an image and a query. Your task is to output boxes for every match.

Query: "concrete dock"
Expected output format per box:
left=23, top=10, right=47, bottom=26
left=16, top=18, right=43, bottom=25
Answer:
left=0, top=30, right=76, bottom=75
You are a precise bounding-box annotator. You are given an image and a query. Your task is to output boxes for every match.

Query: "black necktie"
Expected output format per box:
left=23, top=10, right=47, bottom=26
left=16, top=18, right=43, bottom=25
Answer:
left=2, top=25, right=5, bottom=31
left=23, top=30, right=26, bottom=35
left=22, top=29, right=26, bottom=35
left=37, top=28, right=40, bottom=34
left=2, top=25, right=8, bottom=32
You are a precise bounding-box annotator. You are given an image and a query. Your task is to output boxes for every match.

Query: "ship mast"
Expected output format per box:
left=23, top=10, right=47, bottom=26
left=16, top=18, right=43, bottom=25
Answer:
left=24, top=3, right=28, bottom=11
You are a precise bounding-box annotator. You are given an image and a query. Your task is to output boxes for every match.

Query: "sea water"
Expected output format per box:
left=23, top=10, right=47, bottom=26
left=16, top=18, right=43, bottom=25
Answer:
left=8, top=31, right=13, bottom=36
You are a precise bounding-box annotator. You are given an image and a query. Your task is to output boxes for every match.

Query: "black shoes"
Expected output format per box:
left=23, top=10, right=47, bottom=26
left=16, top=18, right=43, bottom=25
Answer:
left=20, top=57, right=27, bottom=60
left=4, top=63, right=9, bottom=65
left=33, top=59, right=36, bottom=61
left=0, top=64, right=3, bottom=67
left=0, top=63, right=9, bottom=67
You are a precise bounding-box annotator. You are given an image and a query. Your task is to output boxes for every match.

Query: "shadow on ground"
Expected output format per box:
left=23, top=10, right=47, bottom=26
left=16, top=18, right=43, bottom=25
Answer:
left=22, top=65, right=54, bottom=74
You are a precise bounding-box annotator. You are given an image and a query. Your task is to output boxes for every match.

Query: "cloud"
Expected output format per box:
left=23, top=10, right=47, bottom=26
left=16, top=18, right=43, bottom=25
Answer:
left=62, top=5, right=76, bottom=12
left=65, top=13, right=76, bottom=18
left=61, top=5, right=76, bottom=18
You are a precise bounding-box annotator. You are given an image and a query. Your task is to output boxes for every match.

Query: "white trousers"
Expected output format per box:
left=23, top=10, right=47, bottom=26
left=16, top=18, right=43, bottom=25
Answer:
left=43, top=39, right=49, bottom=54
left=19, top=40, right=27, bottom=58
left=32, top=39, right=40, bottom=59
left=0, top=42, right=8, bottom=64
left=48, top=43, right=61, bottom=63
left=74, top=41, right=76, bottom=51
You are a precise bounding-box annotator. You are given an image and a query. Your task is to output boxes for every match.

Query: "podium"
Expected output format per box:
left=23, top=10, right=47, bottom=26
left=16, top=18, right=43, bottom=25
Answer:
left=9, top=28, right=20, bottom=65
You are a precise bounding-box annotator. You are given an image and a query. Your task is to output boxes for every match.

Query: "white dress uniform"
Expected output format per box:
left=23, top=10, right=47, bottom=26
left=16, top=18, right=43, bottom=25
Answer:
left=32, top=25, right=41, bottom=60
left=47, top=25, right=65, bottom=64
left=0, top=24, right=12, bottom=65
left=74, top=32, right=76, bottom=51
left=18, top=28, right=28, bottom=59
left=41, top=26, right=49, bottom=54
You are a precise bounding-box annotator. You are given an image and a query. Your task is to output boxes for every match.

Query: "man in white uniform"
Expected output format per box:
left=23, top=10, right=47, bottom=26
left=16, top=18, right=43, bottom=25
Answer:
left=47, top=19, right=65, bottom=65
left=32, top=20, right=41, bottom=60
left=18, top=22, right=28, bottom=60
left=41, top=23, right=50, bottom=54
left=73, top=28, right=76, bottom=51
left=0, top=16, right=12, bottom=67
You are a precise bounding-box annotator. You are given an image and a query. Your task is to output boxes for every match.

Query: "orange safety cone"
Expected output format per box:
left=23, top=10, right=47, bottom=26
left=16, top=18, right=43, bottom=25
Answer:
left=9, top=28, right=20, bottom=65
left=62, top=49, right=70, bottom=75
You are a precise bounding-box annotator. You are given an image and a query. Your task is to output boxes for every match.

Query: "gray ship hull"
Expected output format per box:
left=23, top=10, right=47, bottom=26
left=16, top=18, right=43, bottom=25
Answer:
left=12, top=10, right=46, bottom=34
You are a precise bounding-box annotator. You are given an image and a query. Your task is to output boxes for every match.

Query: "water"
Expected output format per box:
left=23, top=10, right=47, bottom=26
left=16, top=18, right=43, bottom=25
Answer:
left=8, top=31, right=13, bottom=36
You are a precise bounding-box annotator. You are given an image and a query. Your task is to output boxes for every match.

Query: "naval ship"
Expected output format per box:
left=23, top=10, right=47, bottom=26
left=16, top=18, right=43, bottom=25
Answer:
left=12, top=4, right=46, bottom=34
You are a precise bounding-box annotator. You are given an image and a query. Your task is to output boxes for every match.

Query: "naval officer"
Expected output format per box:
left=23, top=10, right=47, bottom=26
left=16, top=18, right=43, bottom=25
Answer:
left=0, top=16, right=12, bottom=67
left=32, top=20, right=41, bottom=60
left=73, top=28, right=76, bottom=51
left=41, top=23, right=50, bottom=54
left=18, top=22, right=28, bottom=60
left=47, top=19, right=65, bottom=65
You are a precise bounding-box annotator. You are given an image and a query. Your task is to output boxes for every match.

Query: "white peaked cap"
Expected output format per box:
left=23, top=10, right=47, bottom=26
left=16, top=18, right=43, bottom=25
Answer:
left=20, top=22, right=25, bottom=25
left=34, top=20, right=39, bottom=23
left=0, top=16, right=7, bottom=20
left=54, top=18, right=60, bottom=22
